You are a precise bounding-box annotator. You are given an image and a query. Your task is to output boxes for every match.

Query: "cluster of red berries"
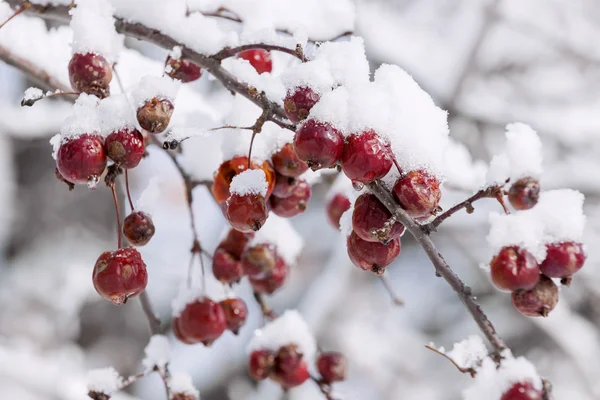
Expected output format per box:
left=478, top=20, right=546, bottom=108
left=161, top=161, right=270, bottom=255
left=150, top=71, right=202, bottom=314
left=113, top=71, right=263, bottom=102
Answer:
left=501, top=381, right=543, bottom=400
left=173, top=296, right=248, bottom=346
left=212, top=229, right=288, bottom=295
left=249, top=347, right=346, bottom=390
left=490, top=178, right=585, bottom=317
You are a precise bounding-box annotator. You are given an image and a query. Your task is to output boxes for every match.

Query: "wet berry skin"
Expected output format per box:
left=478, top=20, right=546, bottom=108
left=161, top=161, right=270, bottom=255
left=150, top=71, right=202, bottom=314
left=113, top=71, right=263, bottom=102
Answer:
left=284, top=86, right=321, bottom=124
left=317, top=352, right=347, bottom=383
left=347, top=231, right=401, bottom=275
left=226, top=193, right=269, bottom=233
left=249, top=350, right=275, bottom=381
left=123, top=211, right=155, bottom=246
left=341, top=130, right=393, bottom=184
left=326, top=193, right=351, bottom=229
left=241, top=243, right=278, bottom=278
left=500, top=381, right=543, bottom=400
left=249, top=255, right=287, bottom=294
left=218, top=229, right=254, bottom=259
left=68, top=52, right=112, bottom=98
left=173, top=317, right=196, bottom=345
left=166, top=56, right=202, bottom=83
left=212, top=248, right=244, bottom=284
left=539, top=242, right=586, bottom=278
left=137, top=97, right=174, bottom=134
left=392, top=170, right=442, bottom=219
left=92, top=247, right=148, bottom=305
left=238, top=49, right=273, bottom=74
left=212, top=157, right=275, bottom=204
left=271, top=143, right=309, bottom=177
left=220, top=297, right=248, bottom=334
left=272, top=174, right=301, bottom=198
left=105, top=128, right=145, bottom=169
left=490, top=246, right=540, bottom=292
left=57, top=134, right=107, bottom=186
left=512, top=275, right=559, bottom=317
left=508, top=177, right=540, bottom=211
left=177, top=297, right=227, bottom=346
left=293, top=119, right=344, bottom=171
left=275, top=344, right=303, bottom=374
left=353, top=193, right=405, bottom=243
left=272, top=361, right=310, bottom=389
left=270, top=180, right=311, bottom=218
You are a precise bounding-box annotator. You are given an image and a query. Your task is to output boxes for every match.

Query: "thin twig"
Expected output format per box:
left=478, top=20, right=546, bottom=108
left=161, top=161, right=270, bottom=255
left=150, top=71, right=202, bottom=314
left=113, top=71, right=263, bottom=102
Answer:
left=253, top=291, right=277, bottom=321
left=0, top=5, right=24, bottom=30
left=213, top=43, right=306, bottom=62
left=379, top=274, right=404, bottom=306
left=424, top=345, right=477, bottom=377
left=109, top=183, right=122, bottom=249
left=124, top=170, right=135, bottom=212
left=311, top=376, right=335, bottom=400
left=139, top=291, right=161, bottom=334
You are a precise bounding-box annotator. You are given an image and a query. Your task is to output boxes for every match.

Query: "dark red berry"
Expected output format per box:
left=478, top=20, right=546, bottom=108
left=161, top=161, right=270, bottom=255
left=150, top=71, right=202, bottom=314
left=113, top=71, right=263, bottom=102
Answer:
left=68, top=52, right=112, bottom=98
left=273, top=174, right=301, bottom=198
left=539, top=242, right=586, bottom=278
left=249, top=350, right=275, bottom=381
left=341, top=130, right=393, bottom=185
left=212, top=248, right=244, bottom=284
left=317, top=352, right=346, bottom=383
left=271, top=143, right=309, bottom=177
left=270, top=180, right=311, bottom=218
left=92, top=247, right=148, bottom=305
left=105, top=128, right=145, bottom=169
left=501, top=382, right=543, bottom=400
left=123, top=211, right=155, bottom=246
left=392, top=170, right=442, bottom=219
left=272, top=362, right=310, bottom=389
left=353, top=193, right=405, bottom=243
left=276, top=344, right=303, bottom=374
left=166, top=56, right=202, bottom=83
left=219, top=229, right=254, bottom=259
left=347, top=231, right=401, bottom=275
left=294, top=120, right=344, bottom=170
left=249, top=256, right=287, bottom=294
left=177, top=297, right=227, bottom=346
left=512, top=275, right=559, bottom=317
left=137, top=97, right=174, bottom=134
left=284, top=87, right=321, bottom=124
left=56, top=134, right=107, bottom=186
left=490, top=246, right=540, bottom=292
left=238, top=49, right=272, bottom=74
left=226, top=193, right=269, bottom=233
left=220, top=297, right=248, bottom=334
left=172, top=393, right=197, bottom=400
left=326, top=193, right=351, bottom=229
left=212, top=157, right=275, bottom=204
left=241, top=243, right=278, bottom=278
left=173, top=316, right=196, bottom=345
left=508, top=177, right=541, bottom=211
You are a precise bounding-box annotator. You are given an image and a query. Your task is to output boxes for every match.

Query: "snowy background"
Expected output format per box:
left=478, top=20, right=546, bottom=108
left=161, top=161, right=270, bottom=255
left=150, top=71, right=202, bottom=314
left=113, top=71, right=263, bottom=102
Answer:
left=1, top=0, right=600, bottom=399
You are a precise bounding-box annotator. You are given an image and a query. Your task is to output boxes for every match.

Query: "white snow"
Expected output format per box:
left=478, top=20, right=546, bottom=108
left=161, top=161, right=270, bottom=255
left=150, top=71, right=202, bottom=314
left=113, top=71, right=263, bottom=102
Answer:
left=248, top=215, right=303, bottom=265
left=281, top=58, right=335, bottom=95
left=171, top=281, right=226, bottom=318
left=225, top=58, right=285, bottom=102
left=326, top=173, right=361, bottom=202
left=22, top=87, right=43, bottom=103
left=132, top=75, right=180, bottom=108
left=69, top=0, right=123, bottom=62
left=229, top=169, right=268, bottom=197
left=169, top=372, right=200, bottom=399
left=338, top=203, right=355, bottom=238
left=87, top=367, right=122, bottom=395
left=98, top=94, right=137, bottom=135
left=438, top=336, right=488, bottom=370
left=142, top=335, right=170, bottom=371
left=59, top=93, right=102, bottom=140
left=247, top=310, right=317, bottom=362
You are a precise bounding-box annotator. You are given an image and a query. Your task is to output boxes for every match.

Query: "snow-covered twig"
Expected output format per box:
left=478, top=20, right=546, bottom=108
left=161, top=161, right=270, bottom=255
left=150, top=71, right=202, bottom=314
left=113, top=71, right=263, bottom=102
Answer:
left=212, top=43, right=306, bottom=62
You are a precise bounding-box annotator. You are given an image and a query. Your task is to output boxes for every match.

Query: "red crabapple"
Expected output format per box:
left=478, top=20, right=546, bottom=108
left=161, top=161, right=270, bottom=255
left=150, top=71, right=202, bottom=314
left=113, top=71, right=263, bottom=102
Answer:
left=105, top=128, right=145, bottom=169
left=137, top=97, right=174, bottom=134
left=512, top=275, right=559, bottom=317
left=326, top=193, right=351, bottom=229
left=212, top=157, right=275, bottom=204
left=249, top=256, right=287, bottom=294
left=68, top=52, right=112, bottom=98
left=392, top=170, right=441, bottom=219
left=284, top=87, right=321, bottom=124
left=218, top=229, right=254, bottom=259
left=219, top=297, right=248, bottom=334
left=241, top=243, right=278, bottom=277
left=270, top=180, right=311, bottom=218
left=226, top=193, right=269, bottom=232
left=272, top=362, right=310, bottom=389
left=166, top=56, right=202, bottom=83
left=271, top=143, right=309, bottom=177
left=92, top=247, right=148, bottom=305
left=173, top=317, right=196, bottom=345
left=500, top=382, right=543, bottom=400
left=317, top=352, right=347, bottom=383
left=490, top=246, right=540, bottom=292
left=238, top=49, right=273, bottom=74
left=508, top=177, right=540, bottom=211
left=352, top=193, right=405, bottom=243
left=176, top=297, right=227, bottom=346
left=56, top=134, right=107, bottom=186
left=123, top=211, right=155, bottom=247
left=341, top=130, right=393, bottom=184
left=212, top=248, right=244, bottom=284
left=249, top=350, right=275, bottom=381
left=539, top=242, right=586, bottom=278
left=294, top=120, right=344, bottom=170
left=275, top=344, right=303, bottom=374
left=272, top=174, right=301, bottom=198
left=347, top=231, right=401, bottom=275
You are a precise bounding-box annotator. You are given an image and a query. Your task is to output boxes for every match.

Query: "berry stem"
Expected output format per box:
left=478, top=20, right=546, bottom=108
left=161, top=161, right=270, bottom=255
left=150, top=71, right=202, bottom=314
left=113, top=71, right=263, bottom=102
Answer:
left=247, top=131, right=257, bottom=169
left=139, top=291, right=161, bottom=334
left=311, top=376, right=335, bottom=400
left=252, top=291, right=277, bottom=321
left=424, top=345, right=476, bottom=377
left=379, top=274, right=404, bottom=306
left=110, top=183, right=123, bottom=249
left=20, top=90, right=79, bottom=107
left=125, top=169, right=135, bottom=212
left=0, top=5, right=24, bottom=30
left=187, top=252, right=196, bottom=289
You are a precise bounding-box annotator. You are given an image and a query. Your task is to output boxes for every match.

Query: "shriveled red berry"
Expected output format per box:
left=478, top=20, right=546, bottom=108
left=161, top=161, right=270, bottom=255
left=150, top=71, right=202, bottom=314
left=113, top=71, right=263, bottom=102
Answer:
left=249, top=256, right=287, bottom=294
left=501, top=382, right=543, bottom=400
left=212, top=248, right=244, bottom=284
left=226, top=193, right=269, bottom=233
left=353, top=193, right=405, bottom=243
left=212, top=157, right=275, bottom=204
left=218, top=229, right=254, bottom=259
left=92, top=247, right=148, bottom=305
left=177, top=297, right=227, bottom=346
left=137, top=97, right=174, bottom=134
left=294, top=120, right=344, bottom=170
left=166, top=56, right=202, bottom=83
left=317, top=352, right=346, bottom=383
left=249, top=350, right=275, bottom=381
left=173, top=317, right=196, bottom=345
left=512, top=275, right=559, bottom=317
left=238, top=49, right=272, bottom=74
left=347, top=231, right=400, bottom=275
left=539, top=242, right=586, bottom=278
left=326, top=193, right=351, bottom=229
left=275, top=344, right=303, bottom=374
left=341, top=130, right=393, bottom=185
left=56, top=134, right=107, bottom=186
left=105, top=128, right=145, bottom=169
left=271, top=143, right=309, bottom=177
left=508, top=177, right=541, bottom=211
left=273, top=174, right=301, bottom=198
left=123, top=211, right=155, bottom=246
left=284, top=87, right=321, bottom=124
left=241, top=243, right=278, bottom=277
left=392, top=170, right=442, bottom=219
left=270, top=180, right=311, bottom=218
left=68, top=52, right=112, bottom=98
left=220, top=297, right=248, bottom=334
left=272, top=362, right=310, bottom=389
left=490, top=246, right=540, bottom=292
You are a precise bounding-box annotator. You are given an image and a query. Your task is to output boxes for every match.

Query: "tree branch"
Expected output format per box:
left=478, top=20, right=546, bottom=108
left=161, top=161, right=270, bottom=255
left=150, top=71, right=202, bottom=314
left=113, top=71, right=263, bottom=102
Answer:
left=212, top=43, right=306, bottom=62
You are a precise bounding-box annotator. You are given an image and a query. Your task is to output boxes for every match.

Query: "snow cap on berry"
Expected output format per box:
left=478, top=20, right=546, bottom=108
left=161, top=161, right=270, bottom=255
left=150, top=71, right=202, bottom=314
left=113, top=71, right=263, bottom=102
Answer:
left=142, top=335, right=170, bottom=371
left=338, top=203, right=355, bottom=238
left=247, top=310, right=317, bottom=362
left=99, top=94, right=138, bottom=135
left=87, top=367, right=122, bottom=395
left=171, top=282, right=225, bottom=318
left=248, top=215, right=303, bottom=264
left=168, top=372, right=199, bottom=400
left=52, top=94, right=102, bottom=159
left=132, top=75, right=180, bottom=108
left=314, top=37, right=369, bottom=87
left=230, top=169, right=269, bottom=197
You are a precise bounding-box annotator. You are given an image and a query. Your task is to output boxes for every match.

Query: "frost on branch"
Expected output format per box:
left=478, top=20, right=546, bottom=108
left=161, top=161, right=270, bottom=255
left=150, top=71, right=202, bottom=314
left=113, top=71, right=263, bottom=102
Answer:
left=169, top=372, right=199, bottom=400
left=431, top=336, right=488, bottom=371
left=142, top=334, right=170, bottom=372
left=87, top=367, right=122, bottom=397
left=230, top=169, right=269, bottom=197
